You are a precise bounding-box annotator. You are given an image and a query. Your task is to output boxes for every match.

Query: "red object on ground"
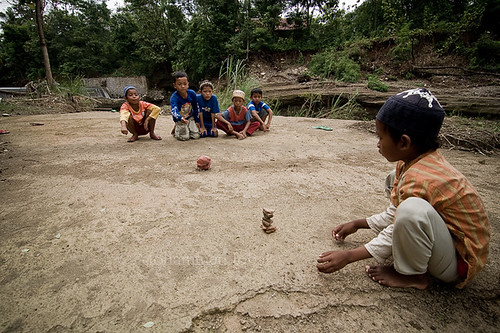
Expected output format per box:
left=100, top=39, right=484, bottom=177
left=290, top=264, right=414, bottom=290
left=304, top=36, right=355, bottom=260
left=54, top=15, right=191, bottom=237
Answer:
left=197, top=155, right=211, bottom=170
left=0, top=130, right=9, bottom=134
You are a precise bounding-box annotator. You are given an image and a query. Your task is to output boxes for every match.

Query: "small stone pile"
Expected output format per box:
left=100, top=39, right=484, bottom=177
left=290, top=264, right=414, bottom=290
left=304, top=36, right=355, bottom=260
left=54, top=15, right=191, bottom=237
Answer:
left=261, top=208, right=276, bottom=234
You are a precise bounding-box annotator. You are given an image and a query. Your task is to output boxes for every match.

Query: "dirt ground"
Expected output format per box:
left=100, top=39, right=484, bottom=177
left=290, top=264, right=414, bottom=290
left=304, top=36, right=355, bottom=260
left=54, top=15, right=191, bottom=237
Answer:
left=0, top=111, right=498, bottom=332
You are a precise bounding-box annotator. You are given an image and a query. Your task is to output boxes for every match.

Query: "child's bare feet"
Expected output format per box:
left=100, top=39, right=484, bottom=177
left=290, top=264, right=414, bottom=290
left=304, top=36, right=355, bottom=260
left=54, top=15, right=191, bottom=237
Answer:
left=150, top=133, right=162, bottom=140
left=234, top=132, right=245, bottom=140
left=365, top=265, right=429, bottom=290
left=128, top=135, right=139, bottom=142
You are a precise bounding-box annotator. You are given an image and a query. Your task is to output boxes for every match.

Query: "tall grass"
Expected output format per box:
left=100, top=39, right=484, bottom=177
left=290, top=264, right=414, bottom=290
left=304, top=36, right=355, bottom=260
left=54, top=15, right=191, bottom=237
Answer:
left=273, top=92, right=364, bottom=120
left=326, top=92, right=362, bottom=119
left=216, top=56, right=259, bottom=110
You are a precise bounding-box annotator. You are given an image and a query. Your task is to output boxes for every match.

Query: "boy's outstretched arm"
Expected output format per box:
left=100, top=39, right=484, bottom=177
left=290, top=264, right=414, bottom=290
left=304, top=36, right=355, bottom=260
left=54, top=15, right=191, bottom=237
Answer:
left=317, top=246, right=372, bottom=273
left=241, top=120, right=251, bottom=137
left=266, top=109, right=273, bottom=128
left=120, top=120, right=128, bottom=135
left=199, top=122, right=207, bottom=136
left=251, top=110, right=265, bottom=126
left=216, top=114, right=233, bottom=131
left=333, top=218, right=369, bottom=241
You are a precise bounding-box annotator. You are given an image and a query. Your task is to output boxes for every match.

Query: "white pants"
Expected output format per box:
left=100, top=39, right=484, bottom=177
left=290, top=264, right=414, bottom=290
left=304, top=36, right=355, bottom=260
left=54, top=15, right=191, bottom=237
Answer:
left=175, top=119, right=200, bottom=141
left=393, top=197, right=459, bottom=283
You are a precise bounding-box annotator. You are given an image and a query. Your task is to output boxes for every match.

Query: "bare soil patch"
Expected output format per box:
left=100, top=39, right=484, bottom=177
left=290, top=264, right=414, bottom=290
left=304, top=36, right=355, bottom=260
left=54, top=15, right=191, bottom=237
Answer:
left=0, top=111, right=498, bottom=332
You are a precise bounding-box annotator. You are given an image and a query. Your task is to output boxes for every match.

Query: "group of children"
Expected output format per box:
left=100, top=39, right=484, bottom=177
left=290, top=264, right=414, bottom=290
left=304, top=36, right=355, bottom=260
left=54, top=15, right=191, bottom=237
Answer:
left=120, top=73, right=490, bottom=290
left=119, top=71, right=273, bottom=143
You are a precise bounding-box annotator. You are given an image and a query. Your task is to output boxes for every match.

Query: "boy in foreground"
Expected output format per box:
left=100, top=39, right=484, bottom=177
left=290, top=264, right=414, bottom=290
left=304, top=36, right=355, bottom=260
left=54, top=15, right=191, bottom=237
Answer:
left=317, top=88, right=490, bottom=289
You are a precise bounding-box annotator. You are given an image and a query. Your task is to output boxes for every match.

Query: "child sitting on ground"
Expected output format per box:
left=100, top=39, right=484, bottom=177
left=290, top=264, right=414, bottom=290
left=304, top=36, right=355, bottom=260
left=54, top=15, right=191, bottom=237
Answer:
left=120, top=86, right=162, bottom=142
left=316, top=88, right=490, bottom=290
left=247, top=87, right=273, bottom=131
left=196, top=80, right=220, bottom=138
left=170, top=71, right=200, bottom=141
left=215, top=90, right=260, bottom=140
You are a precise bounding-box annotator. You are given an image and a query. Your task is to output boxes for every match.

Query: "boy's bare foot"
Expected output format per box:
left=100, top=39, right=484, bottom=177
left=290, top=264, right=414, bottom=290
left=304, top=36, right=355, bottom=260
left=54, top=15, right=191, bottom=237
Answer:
left=365, top=265, right=429, bottom=290
left=229, top=131, right=245, bottom=140
left=128, top=136, right=139, bottom=142
left=150, top=133, right=162, bottom=140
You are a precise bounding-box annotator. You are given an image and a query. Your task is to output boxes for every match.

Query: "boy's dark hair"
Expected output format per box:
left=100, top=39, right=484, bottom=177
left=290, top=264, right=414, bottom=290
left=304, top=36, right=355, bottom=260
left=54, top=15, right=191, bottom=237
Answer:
left=172, top=71, right=188, bottom=81
left=250, top=88, right=263, bottom=97
left=382, top=122, right=441, bottom=154
left=199, top=80, right=214, bottom=91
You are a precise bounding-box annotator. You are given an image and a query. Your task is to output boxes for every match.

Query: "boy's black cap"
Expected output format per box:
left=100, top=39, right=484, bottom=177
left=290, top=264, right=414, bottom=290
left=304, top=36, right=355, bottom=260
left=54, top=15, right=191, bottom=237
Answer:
left=377, top=88, right=445, bottom=138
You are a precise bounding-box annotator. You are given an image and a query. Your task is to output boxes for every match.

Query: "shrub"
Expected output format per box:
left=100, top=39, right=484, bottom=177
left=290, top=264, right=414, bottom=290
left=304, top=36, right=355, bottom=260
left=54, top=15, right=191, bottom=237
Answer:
left=469, top=33, right=500, bottom=72
left=367, top=75, right=388, bottom=92
left=308, top=49, right=360, bottom=82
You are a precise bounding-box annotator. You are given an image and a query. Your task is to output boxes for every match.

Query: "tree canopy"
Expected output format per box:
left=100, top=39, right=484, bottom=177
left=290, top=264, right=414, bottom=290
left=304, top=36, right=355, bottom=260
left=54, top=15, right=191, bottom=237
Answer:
left=0, top=0, right=498, bottom=87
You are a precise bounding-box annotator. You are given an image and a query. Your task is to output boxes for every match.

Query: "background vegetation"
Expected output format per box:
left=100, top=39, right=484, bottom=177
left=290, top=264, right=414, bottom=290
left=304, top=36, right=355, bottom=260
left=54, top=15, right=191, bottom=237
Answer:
left=0, top=0, right=498, bottom=89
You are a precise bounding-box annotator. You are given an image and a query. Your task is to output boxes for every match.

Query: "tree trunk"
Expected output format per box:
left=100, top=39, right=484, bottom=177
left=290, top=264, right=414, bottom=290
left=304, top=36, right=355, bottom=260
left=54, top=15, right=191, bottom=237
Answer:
left=35, top=0, right=56, bottom=91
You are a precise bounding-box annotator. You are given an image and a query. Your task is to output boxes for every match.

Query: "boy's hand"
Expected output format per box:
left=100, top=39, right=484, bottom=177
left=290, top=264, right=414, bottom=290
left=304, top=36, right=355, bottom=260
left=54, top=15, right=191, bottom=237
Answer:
left=316, top=250, right=350, bottom=273
left=239, top=131, right=247, bottom=138
left=144, top=117, right=150, bottom=131
left=181, top=117, right=189, bottom=124
left=200, top=128, right=207, bottom=136
left=332, top=219, right=365, bottom=241
left=227, top=124, right=234, bottom=132
left=121, top=125, right=128, bottom=135
left=210, top=128, right=217, bottom=136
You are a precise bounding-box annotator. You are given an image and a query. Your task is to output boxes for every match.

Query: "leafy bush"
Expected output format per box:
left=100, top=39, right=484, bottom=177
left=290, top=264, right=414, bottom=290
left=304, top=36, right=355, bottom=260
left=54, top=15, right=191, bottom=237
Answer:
left=469, top=33, right=500, bottom=72
left=388, top=24, right=413, bottom=62
left=367, top=75, right=388, bottom=92
left=308, top=49, right=360, bottom=82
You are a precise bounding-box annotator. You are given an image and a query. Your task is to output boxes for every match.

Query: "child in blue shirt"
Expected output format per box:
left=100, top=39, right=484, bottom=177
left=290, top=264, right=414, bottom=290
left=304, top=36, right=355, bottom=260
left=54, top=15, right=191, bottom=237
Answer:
left=196, top=80, right=220, bottom=138
left=170, top=71, right=200, bottom=141
left=247, top=88, right=273, bottom=132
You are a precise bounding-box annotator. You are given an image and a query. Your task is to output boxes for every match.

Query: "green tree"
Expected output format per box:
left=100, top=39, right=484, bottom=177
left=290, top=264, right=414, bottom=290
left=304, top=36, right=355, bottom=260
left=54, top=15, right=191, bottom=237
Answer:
left=172, top=0, right=243, bottom=82
left=44, top=1, right=116, bottom=77
left=0, top=1, right=42, bottom=84
left=123, top=0, right=185, bottom=76
left=253, top=0, right=285, bottom=38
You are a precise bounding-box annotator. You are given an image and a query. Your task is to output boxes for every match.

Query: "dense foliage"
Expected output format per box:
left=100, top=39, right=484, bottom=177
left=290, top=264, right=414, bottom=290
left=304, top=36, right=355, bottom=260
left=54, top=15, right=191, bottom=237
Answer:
left=0, top=0, right=498, bottom=87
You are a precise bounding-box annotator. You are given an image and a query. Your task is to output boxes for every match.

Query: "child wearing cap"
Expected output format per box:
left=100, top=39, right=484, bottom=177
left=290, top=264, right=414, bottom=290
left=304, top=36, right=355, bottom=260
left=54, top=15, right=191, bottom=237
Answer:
left=215, top=90, right=260, bottom=140
left=170, top=71, right=200, bottom=141
left=316, top=88, right=490, bottom=290
left=120, top=86, right=162, bottom=142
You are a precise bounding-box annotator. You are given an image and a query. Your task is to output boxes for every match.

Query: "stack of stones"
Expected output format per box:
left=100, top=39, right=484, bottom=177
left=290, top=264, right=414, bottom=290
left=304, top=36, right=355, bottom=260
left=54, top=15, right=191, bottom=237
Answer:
left=261, top=208, right=276, bottom=234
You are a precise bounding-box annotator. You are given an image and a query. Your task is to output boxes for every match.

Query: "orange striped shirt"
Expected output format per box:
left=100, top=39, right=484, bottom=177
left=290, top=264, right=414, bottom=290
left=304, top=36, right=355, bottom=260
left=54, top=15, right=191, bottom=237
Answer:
left=392, top=150, right=490, bottom=288
left=119, top=101, right=161, bottom=124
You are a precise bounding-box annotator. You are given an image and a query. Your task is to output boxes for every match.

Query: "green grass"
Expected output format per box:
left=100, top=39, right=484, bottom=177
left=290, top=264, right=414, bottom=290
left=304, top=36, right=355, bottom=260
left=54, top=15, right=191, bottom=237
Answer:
left=216, top=56, right=259, bottom=110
